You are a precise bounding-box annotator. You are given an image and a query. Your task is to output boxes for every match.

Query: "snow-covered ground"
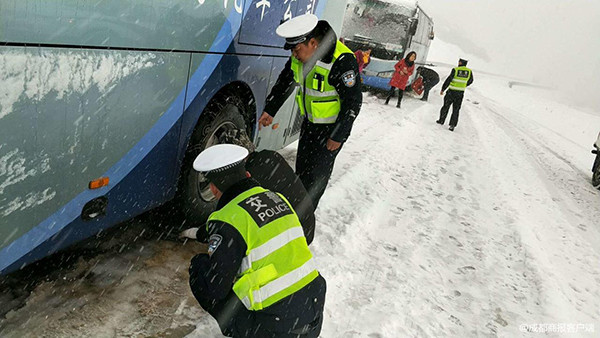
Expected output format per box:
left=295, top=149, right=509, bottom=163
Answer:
left=2, top=63, right=600, bottom=337
left=312, top=69, right=600, bottom=336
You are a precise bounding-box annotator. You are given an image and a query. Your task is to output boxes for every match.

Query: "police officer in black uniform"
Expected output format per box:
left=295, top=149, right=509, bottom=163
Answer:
left=218, top=129, right=316, bottom=244
left=182, top=144, right=326, bottom=337
left=257, top=14, right=362, bottom=209
left=437, top=58, right=474, bottom=131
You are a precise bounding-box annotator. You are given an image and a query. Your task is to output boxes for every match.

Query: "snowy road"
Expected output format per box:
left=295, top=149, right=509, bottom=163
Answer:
left=1, top=69, right=599, bottom=337
left=315, top=71, right=600, bottom=337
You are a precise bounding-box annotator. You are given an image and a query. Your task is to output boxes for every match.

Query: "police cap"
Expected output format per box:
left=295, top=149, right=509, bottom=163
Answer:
left=193, top=144, right=249, bottom=191
left=276, top=13, right=319, bottom=50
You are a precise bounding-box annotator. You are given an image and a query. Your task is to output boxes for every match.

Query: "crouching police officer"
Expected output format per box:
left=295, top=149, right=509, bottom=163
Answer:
left=258, top=14, right=362, bottom=209
left=219, top=129, right=317, bottom=244
left=184, top=144, right=326, bottom=337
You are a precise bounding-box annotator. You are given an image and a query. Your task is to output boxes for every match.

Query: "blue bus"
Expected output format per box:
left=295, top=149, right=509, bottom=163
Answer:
left=341, top=0, right=434, bottom=91
left=0, top=0, right=348, bottom=275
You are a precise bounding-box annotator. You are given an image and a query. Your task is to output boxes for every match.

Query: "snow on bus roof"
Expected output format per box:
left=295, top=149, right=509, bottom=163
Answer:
left=381, top=0, right=417, bottom=7
left=348, top=0, right=417, bottom=9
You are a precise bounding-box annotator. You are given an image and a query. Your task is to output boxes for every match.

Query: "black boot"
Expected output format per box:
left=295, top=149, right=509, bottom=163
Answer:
left=449, top=126, right=455, bottom=131
left=436, top=120, right=443, bottom=125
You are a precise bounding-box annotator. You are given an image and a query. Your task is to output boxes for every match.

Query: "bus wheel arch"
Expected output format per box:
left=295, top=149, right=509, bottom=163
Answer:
left=207, top=81, right=257, bottom=137
left=176, top=81, right=257, bottom=223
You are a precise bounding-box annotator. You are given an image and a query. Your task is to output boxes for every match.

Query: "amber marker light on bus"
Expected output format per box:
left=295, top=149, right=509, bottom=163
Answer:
left=89, top=177, right=109, bottom=190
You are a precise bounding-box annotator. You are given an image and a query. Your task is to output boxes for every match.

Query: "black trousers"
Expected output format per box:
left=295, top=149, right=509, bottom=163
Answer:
left=421, top=78, right=440, bottom=101
left=438, top=90, right=464, bottom=127
left=193, top=275, right=326, bottom=337
left=296, top=121, right=342, bottom=210
left=384, top=86, right=404, bottom=107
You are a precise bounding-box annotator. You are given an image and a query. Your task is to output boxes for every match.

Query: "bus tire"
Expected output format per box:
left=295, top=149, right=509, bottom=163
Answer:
left=178, top=95, right=249, bottom=224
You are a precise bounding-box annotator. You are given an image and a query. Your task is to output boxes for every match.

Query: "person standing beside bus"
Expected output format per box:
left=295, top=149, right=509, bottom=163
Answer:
left=385, top=51, right=416, bottom=108
left=437, top=58, right=474, bottom=131
left=354, top=48, right=372, bottom=74
left=257, top=14, right=362, bottom=210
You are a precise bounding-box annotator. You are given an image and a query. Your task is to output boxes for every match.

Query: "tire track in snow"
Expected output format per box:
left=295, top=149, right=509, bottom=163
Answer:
left=467, top=96, right=600, bottom=324
left=317, top=97, right=549, bottom=337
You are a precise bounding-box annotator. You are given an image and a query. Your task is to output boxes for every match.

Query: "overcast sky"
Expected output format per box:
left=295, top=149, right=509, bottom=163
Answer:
left=416, top=0, right=600, bottom=111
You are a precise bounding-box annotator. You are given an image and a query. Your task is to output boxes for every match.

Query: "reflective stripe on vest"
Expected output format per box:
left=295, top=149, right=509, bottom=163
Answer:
left=291, top=40, right=355, bottom=124
left=241, top=258, right=317, bottom=309
left=449, top=66, right=472, bottom=91
left=305, top=88, right=338, bottom=97
left=208, top=186, right=317, bottom=311
left=239, top=226, right=305, bottom=274
left=315, top=60, right=333, bottom=71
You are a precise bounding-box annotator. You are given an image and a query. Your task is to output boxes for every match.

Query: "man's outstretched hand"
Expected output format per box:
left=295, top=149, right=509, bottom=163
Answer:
left=179, top=228, right=199, bottom=240
left=258, top=112, right=274, bottom=130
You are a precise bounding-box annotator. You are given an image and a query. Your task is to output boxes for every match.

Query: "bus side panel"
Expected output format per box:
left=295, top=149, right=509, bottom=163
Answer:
left=409, top=8, right=434, bottom=65
left=0, top=116, right=185, bottom=274
left=2, top=49, right=278, bottom=274
left=255, top=56, right=299, bottom=151
left=405, top=9, right=433, bottom=85
left=0, top=48, right=189, bottom=272
left=0, top=1, right=250, bottom=274
left=1, top=0, right=355, bottom=274
left=0, top=0, right=231, bottom=52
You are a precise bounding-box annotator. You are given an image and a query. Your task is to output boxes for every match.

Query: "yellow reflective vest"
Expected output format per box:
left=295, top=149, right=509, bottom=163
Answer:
left=291, top=41, right=355, bottom=124
left=449, top=66, right=472, bottom=91
left=207, top=186, right=318, bottom=311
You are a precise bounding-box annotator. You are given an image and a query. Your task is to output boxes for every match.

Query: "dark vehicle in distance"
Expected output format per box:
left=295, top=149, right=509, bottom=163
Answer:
left=592, top=132, right=600, bottom=188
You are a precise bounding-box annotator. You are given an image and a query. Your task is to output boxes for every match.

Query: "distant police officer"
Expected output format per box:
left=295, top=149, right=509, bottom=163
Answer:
left=437, top=58, right=474, bottom=131
left=183, top=144, right=326, bottom=337
left=257, top=14, right=362, bottom=209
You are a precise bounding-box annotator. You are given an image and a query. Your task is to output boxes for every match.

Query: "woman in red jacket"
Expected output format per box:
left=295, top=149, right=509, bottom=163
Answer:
left=385, top=51, right=417, bottom=108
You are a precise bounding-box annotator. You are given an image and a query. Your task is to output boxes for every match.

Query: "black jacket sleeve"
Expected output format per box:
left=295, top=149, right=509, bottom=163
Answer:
left=441, top=68, right=455, bottom=91
left=246, top=150, right=316, bottom=245
left=189, top=220, right=247, bottom=302
left=264, top=58, right=296, bottom=118
left=328, top=53, right=363, bottom=143
left=467, top=71, right=474, bottom=87
left=423, top=68, right=440, bottom=83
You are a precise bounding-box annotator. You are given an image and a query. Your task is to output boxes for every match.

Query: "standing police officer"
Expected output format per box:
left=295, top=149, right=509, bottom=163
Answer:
left=437, top=58, right=474, bottom=131
left=257, top=14, right=362, bottom=209
left=184, top=144, right=326, bottom=337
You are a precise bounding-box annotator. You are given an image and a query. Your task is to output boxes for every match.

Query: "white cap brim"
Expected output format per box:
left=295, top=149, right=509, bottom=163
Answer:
left=193, top=144, right=249, bottom=173
left=276, top=13, right=318, bottom=39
